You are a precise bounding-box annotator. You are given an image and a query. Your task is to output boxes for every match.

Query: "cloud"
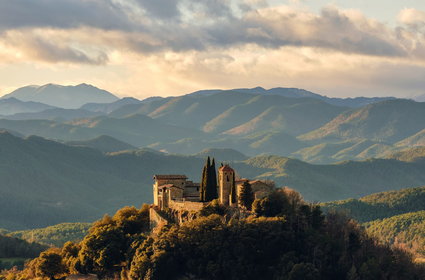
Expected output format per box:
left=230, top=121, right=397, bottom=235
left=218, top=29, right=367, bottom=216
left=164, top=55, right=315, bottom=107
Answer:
left=0, top=0, right=133, bottom=31
left=398, top=8, right=425, bottom=30
left=0, top=1, right=424, bottom=63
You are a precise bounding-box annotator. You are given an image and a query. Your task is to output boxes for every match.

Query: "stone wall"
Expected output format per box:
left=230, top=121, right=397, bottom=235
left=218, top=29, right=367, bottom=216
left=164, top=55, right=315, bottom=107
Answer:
left=169, top=200, right=207, bottom=212
left=149, top=206, right=169, bottom=229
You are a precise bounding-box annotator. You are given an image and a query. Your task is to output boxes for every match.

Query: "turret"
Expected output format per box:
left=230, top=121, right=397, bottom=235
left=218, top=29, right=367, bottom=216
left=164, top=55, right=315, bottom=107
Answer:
left=218, top=164, right=235, bottom=206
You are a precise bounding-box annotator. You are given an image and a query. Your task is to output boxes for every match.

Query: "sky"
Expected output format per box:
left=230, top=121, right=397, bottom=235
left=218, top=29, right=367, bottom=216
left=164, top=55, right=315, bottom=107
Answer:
left=0, top=0, right=425, bottom=99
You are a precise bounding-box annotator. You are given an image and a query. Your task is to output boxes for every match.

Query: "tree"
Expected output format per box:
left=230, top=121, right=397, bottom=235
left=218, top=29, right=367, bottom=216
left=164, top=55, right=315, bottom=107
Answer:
left=34, top=249, right=67, bottom=280
left=206, top=158, right=218, bottom=201
left=199, top=157, right=210, bottom=202
left=239, top=181, right=254, bottom=210
left=200, top=157, right=218, bottom=202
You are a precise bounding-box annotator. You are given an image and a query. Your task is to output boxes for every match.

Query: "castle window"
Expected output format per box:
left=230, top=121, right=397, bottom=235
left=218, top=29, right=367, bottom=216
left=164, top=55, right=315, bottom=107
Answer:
left=226, top=175, right=229, bottom=182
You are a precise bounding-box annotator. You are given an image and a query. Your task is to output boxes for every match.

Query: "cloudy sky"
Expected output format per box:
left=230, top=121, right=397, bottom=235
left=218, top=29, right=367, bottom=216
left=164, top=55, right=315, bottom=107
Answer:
left=0, top=0, right=425, bottom=99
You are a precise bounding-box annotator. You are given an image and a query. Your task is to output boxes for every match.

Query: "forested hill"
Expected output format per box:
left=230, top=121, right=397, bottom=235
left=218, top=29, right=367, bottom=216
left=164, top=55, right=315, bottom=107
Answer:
left=321, top=185, right=425, bottom=223
left=322, top=186, right=425, bottom=261
left=2, top=131, right=425, bottom=230
left=3, top=190, right=423, bottom=280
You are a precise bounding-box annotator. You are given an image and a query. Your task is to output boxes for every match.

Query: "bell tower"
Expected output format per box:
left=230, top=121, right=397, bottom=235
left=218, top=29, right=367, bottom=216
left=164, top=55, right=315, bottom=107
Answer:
left=218, top=164, right=235, bottom=206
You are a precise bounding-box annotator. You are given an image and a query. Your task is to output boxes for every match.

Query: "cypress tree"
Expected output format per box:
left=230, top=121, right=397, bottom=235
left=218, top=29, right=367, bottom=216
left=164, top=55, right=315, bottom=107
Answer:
left=206, top=158, right=218, bottom=201
left=200, top=157, right=210, bottom=202
left=239, top=181, right=254, bottom=210
left=230, top=172, right=237, bottom=204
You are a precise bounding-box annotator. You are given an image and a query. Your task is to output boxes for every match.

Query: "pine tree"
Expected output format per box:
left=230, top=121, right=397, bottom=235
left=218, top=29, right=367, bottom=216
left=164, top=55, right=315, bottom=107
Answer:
left=239, top=181, right=254, bottom=210
left=205, top=158, right=218, bottom=201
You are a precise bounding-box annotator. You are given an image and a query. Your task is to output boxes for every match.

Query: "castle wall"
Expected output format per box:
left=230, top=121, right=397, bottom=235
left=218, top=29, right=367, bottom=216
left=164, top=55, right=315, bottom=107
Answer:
left=168, top=200, right=207, bottom=212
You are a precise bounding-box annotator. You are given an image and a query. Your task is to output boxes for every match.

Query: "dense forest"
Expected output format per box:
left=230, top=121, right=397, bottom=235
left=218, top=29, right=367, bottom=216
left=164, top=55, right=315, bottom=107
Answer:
left=0, top=235, right=47, bottom=270
left=2, top=189, right=423, bottom=280
left=322, top=186, right=425, bottom=261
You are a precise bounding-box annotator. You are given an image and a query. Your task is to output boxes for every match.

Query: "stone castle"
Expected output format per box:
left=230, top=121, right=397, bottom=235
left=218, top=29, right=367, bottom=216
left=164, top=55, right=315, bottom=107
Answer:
left=152, top=164, right=274, bottom=212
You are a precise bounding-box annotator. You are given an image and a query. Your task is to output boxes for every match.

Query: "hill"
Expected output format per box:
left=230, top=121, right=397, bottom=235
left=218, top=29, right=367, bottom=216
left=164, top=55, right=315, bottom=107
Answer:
left=386, top=146, right=425, bottom=162
left=2, top=132, right=425, bottom=229
left=300, top=99, right=425, bottom=143
left=111, top=92, right=347, bottom=136
left=5, top=194, right=423, bottom=280
left=187, top=86, right=394, bottom=107
left=80, top=97, right=141, bottom=114
left=365, top=211, right=425, bottom=260
left=0, top=98, right=54, bottom=116
left=322, top=186, right=425, bottom=260
left=246, top=155, right=425, bottom=201
left=2, top=84, right=118, bottom=109
left=66, top=135, right=136, bottom=153
left=195, top=148, right=248, bottom=161
left=0, top=114, right=204, bottom=147
left=396, top=128, right=425, bottom=147
left=321, top=186, right=425, bottom=223
left=6, top=108, right=103, bottom=121
left=9, top=223, right=91, bottom=247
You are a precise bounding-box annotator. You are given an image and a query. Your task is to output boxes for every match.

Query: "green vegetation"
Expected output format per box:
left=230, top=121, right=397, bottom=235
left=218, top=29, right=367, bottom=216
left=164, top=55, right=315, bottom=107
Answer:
left=2, top=130, right=425, bottom=230
left=200, top=157, right=218, bottom=202
left=238, top=181, right=254, bottom=210
left=364, top=211, right=425, bottom=260
left=2, top=190, right=424, bottom=279
left=0, top=234, right=47, bottom=270
left=9, top=223, right=91, bottom=247
left=323, top=186, right=425, bottom=260
left=66, top=135, right=136, bottom=153
left=321, top=186, right=425, bottom=222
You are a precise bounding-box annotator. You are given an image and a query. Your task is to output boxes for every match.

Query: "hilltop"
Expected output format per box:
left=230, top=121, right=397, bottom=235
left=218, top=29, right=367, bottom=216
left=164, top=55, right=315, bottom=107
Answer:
left=2, top=84, right=118, bottom=109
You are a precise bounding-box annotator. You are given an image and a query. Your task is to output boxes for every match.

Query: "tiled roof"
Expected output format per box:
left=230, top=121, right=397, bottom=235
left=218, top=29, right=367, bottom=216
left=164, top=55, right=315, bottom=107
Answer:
left=219, top=164, right=234, bottom=172
left=158, top=184, right=184, bottom=190
left=154, top=175, right=187, bottom=180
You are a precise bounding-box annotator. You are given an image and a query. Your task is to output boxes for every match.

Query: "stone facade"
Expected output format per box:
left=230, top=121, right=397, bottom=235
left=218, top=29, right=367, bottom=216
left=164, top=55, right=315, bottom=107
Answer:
left=152, top=164, right=274, bottom=211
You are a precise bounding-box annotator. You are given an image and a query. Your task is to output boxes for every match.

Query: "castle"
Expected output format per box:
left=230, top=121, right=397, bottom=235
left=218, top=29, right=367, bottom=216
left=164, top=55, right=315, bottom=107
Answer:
left=152, top=163, right=274, bottom=212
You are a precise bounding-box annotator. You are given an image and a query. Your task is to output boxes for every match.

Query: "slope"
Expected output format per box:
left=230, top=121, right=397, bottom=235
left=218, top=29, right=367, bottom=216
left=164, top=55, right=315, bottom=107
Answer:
left=0, top=98, right=54, bottom=115
left=66, top=135, right=136, bottom=153
left=300, top=99, right=425, bottom=143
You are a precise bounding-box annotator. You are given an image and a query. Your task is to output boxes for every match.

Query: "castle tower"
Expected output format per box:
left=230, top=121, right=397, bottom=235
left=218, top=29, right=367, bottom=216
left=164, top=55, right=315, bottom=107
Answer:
left=218, top=164, right=235, bottom=206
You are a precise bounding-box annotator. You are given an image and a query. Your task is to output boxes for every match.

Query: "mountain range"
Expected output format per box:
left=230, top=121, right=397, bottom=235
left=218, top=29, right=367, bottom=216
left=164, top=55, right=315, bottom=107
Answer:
left=2, top=131, right=425, bottom=230
left=0, top=84, right=423, bottom=164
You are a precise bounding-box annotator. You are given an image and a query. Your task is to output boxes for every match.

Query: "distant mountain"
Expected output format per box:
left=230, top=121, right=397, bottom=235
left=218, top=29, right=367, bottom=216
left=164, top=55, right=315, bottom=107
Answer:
left=3, top=83, right=118, bottom=109
left=111, top=92, right=347, bottom=136
left=300, top=99, right=425, bottom=143
left=66, top=135, right=136, bottom=153
left=0, top=114, right=204, bottom=147
left=6, top=108, right=103, bottom=121
left=0, top=97, right=54, bottom=115
left=195, top=148, right=248, bottom=162
left=187, top=86, right=394, bottom=108
left=81, top=97, right=141, bottom=114
left=246, top=155, right=425, bottom=201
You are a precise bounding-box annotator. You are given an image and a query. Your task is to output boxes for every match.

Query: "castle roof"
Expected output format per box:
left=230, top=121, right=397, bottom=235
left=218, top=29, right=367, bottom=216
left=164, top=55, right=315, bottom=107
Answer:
left=154, top=175, right=187, bottom=180
left=158, top=184, right=184, bottom=190
left=219, top=164, right=234, bottom=172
